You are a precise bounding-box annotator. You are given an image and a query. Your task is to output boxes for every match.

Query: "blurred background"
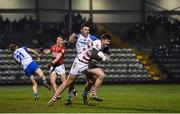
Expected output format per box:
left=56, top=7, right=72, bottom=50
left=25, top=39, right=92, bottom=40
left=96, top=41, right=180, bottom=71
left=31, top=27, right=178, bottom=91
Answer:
left=0, top=0, right=180, bottom=85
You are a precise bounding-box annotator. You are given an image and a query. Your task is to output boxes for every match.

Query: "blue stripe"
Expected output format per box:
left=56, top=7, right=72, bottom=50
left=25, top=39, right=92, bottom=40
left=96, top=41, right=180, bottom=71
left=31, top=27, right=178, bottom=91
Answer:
left=89, top=35, right=97, bottom=41
left=22, top=47, right=28, bottom=52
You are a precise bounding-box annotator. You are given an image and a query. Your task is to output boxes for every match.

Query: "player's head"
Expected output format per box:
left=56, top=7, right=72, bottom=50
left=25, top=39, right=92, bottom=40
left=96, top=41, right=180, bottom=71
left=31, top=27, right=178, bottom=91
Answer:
left=9, top=44, right=18, bottom=52
left=100, top=33, right=111, bottom=47
left=56, top=36, right=63, bottom=46
left=80, top=23, right=90, bottom=38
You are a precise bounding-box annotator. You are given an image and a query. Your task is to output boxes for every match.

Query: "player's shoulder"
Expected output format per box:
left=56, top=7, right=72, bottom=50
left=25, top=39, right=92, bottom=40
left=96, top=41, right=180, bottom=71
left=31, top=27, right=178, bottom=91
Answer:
left=52, top=44, right=57, bottom=47
left=76, top=34, right=83, bottom=40
left=75, top=34, right=81, bottom=39
left=89, top=34, right=98, bottom=41
left=51, top=44, right=58, bottom=49
left=60, top=45, right=65, bottom=50
left=93, top=39, right=101, bottom=49
left=19, top=47, right=27, bottom=51
left=93, top=39, right=101, bottom=44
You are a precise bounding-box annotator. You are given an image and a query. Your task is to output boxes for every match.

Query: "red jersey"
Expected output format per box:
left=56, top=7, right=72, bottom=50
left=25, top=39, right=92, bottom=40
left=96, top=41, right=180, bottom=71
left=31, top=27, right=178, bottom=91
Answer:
left=50, top=44, right=65, bottom=66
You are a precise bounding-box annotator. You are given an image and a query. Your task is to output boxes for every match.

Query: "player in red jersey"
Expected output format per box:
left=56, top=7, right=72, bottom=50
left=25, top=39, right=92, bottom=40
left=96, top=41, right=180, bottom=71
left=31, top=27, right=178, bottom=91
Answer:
left=41, top=36, right=66, bottom=97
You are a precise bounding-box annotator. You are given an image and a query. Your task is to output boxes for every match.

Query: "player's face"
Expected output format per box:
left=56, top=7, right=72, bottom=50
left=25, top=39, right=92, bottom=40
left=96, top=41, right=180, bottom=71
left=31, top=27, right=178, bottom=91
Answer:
left=102, top=39, right=111, bottom=47
left=56, top=37, right=63, bottom=46
left=81, top=26, right=89, bottom=38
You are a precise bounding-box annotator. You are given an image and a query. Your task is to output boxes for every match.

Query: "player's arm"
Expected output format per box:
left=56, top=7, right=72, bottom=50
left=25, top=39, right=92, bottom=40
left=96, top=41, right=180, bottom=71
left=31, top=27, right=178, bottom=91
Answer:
left=102, top=47, right=110, bottom=60
left=69, top=33, right=77, bottom=44
left=42, top=49, right=51, bottom=55
left=90, top=48, right=107, bottom=61
left=103, top=47, right=110, bottom=55
left=27, top=48, right=41, bottom=58
left=47, top=52, right=63, bottom=68
left=52, top=49, right=64, bottom=65
left=27, top=48, right=41, bottom=62
left=87, top=41, right=93, bottom=48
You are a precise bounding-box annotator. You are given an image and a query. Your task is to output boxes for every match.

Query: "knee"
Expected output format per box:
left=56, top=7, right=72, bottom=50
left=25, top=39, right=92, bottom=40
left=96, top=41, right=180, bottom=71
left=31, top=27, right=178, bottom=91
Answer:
left=87, top=79, right=94, bottom=85
left=33, top=82, right=38, bottom=88
left=50, top=79, right=56, bottom=85
left=65, top=79, right=74, bottom=87
left=99, top=73, right=105, bottom=80
left=66, top=81, right=72, bottom=87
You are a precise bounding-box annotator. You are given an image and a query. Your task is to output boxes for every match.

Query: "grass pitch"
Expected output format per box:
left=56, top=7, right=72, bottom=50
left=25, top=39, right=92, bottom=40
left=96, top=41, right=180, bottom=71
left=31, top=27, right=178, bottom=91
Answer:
left=0, top=84, right=180, bottom=113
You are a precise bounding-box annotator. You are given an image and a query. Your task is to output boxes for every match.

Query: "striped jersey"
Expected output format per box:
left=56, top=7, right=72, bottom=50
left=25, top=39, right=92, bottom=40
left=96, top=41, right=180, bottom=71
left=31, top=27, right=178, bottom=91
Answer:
left=75, top=34, right=97, bottom=55
left=77, top=39, right=102, bottom=64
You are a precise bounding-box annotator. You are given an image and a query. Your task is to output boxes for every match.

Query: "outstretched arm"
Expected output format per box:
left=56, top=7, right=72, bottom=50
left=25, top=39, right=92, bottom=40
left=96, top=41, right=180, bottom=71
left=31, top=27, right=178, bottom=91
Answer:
left=27, top=48, right=41, bottom=58
left=42, top=49, right=51, bottom=55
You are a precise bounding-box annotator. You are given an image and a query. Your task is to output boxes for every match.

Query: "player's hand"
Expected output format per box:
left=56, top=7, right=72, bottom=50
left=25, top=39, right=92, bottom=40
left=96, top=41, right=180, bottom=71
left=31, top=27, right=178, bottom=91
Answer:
left=36, top=57, right=40, bottom=63
left=71, top=33, right=76, bottom=37
left=47, top=63, right=52, bottom=69
left=69, top=33, right=77, bottom=43
left=39, top=48, right=44, bottom=52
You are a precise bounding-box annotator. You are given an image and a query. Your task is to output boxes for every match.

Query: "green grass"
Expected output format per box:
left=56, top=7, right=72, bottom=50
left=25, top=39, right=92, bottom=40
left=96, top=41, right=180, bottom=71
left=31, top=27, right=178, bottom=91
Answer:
left=0, top=84, right=180, bottom=113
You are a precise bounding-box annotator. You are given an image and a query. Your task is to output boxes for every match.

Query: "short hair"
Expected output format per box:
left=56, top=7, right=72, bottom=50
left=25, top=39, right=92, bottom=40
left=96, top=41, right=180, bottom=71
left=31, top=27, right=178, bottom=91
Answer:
left=9, top=44, right=17, bottom=51
left=80, top=23, right=89, bottom=29
left=57, top=35, right=64, bottom=40
left=100, top=33, right=111, bottom=40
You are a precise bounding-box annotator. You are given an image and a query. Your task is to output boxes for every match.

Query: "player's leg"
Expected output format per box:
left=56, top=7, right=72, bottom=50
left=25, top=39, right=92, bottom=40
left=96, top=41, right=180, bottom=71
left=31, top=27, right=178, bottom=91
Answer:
left=88, top=68, right=105, bottom=101
left=60, top=73, right=66, bottom=83
left=36, top=68, right=51, bottom=90
left=24, top=61, right=46, bottom=99
left=64, top=60, right=80, bottom=105
left=82, top=72, right=94, bottom=105
left=57, top=72, right=66, bottom=99
left=84, top=72, right=94, bottom=93
left=29, top=75, right=39, bottom=100
left=50, top=72, right=58, bottom=92
left=54, top=64, right=67, bottom=99
left=28, top=60, right=50, bottom=90
left=47, top=73, right=76, bottom=106
left=65, top=80, right=77, bottom=105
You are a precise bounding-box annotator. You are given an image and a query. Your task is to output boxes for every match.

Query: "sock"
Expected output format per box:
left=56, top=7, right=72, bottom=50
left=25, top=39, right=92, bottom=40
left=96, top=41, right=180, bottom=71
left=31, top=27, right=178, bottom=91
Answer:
left=42, top=76, right=47, bottom=83
left=52, top=93, right=58, bottom=101
left=83, top=91, right=88, bottom=97
left=68, top=94, right=72, bottom=101
left=91, top=88, right=96, bottom=97
left=34, top=93, right=38, bottom=97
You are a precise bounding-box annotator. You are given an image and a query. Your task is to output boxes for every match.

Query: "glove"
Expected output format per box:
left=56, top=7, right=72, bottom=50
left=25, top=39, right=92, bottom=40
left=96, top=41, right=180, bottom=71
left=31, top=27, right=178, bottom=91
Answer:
left=47, top=63, right=53, bottom=69
left=39, top=48, right=44, bottom=52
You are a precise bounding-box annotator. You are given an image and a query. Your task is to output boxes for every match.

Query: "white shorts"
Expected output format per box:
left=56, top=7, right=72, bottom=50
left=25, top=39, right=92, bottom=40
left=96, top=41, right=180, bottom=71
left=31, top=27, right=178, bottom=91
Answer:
left=69, top=57, right=89, bottom=76
left=49, top=64, right=65, bottom=75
